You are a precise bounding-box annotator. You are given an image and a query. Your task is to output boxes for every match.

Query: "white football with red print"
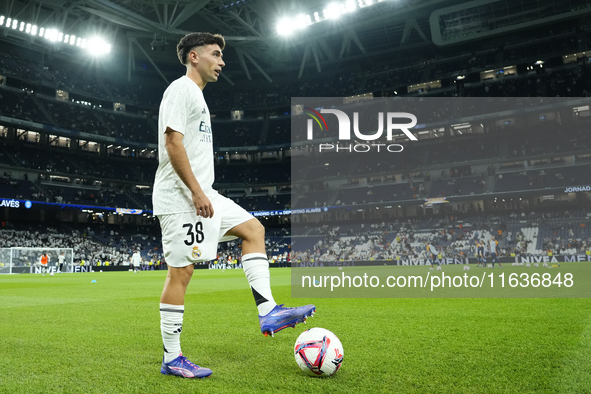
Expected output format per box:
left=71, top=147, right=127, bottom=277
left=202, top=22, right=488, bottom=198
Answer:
left=294, top=327, right=343, bottom=377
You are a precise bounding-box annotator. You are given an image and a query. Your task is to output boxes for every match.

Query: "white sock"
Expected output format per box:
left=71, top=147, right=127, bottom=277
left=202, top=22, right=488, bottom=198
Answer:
left=242, top=253, right=277, bottom=316
left=160, top=303, right=184, bottom=363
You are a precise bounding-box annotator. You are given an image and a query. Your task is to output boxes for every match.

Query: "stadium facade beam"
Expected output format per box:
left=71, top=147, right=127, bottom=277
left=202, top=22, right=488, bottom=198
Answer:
left=12, top=0, right=29, bottom=20
left=219, top=72, right=235, bottom=86
left=127, top=36, right=136, bottom=82
left=169, top=0, right=212, bottom=29
left=32, top=1, right=42, bottom=26
left=298, top=44, right=311, bottom=79
left=124, top=31, right=262, bottom=41
left=338, top=33, right=352, bottom=59
left=152, top=2, right=164, bottom=27
left=4, top=0, right=15, bottom=17
left=167, top=3, right=179, bottom=28
left=242, top=51, right=272, bottom=83
left=316, top=39, right=335, bottom=61
left=228, top=10, right=261, bottom=37
left=349, top=31, right=366, bottom=54
left=236, top=48, right=252, bottom=80
left=130, top=37, right=169, bottom=85
left=83, top=0, right=186, bottom=36
left=311, top=43, right=321, bottom=73
left=401, top=18, right=428, bottom=44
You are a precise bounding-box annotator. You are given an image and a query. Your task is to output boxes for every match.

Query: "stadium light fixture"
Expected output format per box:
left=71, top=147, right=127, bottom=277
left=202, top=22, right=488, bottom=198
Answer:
left=45, top=29, right=57, bottom=42
left=87, top=37, right=110, bottom=54
left=344, top=0, right=358, bottom=13
left=276, top=18, right=294, bottom=36
left=1, top=16, right=111, bottom=55
left=276, top=14, right=308, bottom=36
left=276, top=0, right=387, bottom=36
left=324, top=3, right=343, bottom=19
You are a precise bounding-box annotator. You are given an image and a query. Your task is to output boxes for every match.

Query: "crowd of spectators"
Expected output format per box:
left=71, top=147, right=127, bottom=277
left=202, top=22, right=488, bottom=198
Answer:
left=0, top=224, right=153, bottom=266
left=0, top=223, right=293, bottom=268
left=292, top=210, right=591, bottom=263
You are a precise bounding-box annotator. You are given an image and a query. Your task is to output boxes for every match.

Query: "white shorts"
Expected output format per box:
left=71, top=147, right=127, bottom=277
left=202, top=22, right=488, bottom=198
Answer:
left=158, top=193, right=254, bottom=267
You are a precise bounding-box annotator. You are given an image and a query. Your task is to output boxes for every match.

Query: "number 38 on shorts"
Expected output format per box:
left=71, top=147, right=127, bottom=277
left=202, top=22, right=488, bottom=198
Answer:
left=183, top=222, right=205, bottom=245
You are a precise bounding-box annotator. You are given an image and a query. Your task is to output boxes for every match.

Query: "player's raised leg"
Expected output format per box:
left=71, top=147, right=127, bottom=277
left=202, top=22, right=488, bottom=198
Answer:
left=225, top=218, right=315, bottom=337
left=159, top=264, right=212, bottom=378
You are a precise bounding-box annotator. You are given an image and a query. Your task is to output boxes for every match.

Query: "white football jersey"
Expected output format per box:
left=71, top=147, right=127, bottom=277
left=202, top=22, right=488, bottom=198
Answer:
left=153, top=76, right=216, bottom=215
left=489, top=240, right=498, bottom=254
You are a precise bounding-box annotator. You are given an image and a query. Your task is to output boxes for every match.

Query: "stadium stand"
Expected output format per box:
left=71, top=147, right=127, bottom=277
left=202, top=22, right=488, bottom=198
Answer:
left=1, top=16, right=591, bottom=265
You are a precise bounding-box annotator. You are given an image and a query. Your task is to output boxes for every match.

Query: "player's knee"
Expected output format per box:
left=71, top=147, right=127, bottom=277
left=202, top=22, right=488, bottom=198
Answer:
left=250, top=219, right=265, bottom=240
left=169, top=265, right=193, bottom=285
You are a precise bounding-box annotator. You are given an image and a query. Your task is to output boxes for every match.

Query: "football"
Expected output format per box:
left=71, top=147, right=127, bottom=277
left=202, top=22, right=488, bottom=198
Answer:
left=294, top=328, right=343, bottom=377
left=49, top=272, right=54, bottom=276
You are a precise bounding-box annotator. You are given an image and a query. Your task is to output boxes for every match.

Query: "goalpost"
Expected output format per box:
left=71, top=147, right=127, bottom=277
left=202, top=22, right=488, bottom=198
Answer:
left=0, top=247, right=74, bottom=274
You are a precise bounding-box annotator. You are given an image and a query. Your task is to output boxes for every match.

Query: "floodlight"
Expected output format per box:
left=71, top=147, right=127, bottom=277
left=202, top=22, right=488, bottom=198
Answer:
left=276, top=19, right=293, bottom=36
left=86, top=37, right=110, bottom=55
left=295, top=14, right=307, bottom=27
left=0, top=16, right=4, bottom=26
left=39, top=27, right=44, bottom=37
left=11, top=19, right=17, bottom=29
left=324, top=3, right=342, bottom=19
left=25, top=23, right=31, bottom=33
left=45, top=29, right=57, bottom=42
left=31, top=25, right=37, bottom=35
left=19, top=21, right=25, bottom=31
left=344, top=0, right=357, bottom=12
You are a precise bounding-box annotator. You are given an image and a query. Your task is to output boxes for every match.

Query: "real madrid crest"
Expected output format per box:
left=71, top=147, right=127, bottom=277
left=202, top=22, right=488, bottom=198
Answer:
left=192, top=246, right=201, bottom=259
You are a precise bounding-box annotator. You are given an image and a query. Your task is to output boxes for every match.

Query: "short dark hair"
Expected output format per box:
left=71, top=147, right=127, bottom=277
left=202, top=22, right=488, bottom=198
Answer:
left=177, top=32, right=225, bottom=65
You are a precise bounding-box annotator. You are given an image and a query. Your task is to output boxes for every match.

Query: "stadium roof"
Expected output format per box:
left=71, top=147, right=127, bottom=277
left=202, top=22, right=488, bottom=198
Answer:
left=3, top=0, right=591, bottom=85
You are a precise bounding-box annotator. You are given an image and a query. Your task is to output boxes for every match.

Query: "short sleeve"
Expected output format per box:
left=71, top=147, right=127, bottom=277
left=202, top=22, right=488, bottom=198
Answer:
left=160, top=82, right=192, bottom=135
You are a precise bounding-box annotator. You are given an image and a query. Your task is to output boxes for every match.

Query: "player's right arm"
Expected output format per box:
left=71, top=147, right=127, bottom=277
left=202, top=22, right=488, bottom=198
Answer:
left=164, top=127, right=214, bottom=218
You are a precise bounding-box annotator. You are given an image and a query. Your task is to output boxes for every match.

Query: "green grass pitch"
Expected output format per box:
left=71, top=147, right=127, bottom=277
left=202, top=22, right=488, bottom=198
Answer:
left=1, top=265, right=590, bottom=393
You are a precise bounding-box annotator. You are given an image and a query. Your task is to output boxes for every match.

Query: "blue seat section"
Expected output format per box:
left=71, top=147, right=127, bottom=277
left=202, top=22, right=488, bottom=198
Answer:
left=494, top=165, right=591, bottom=192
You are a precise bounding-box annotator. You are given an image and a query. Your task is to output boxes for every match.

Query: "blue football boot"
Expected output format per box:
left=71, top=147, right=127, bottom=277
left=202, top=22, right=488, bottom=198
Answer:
left=161, top=355, right=212, bottom=378
left=259, top=304, right=316, bottom=337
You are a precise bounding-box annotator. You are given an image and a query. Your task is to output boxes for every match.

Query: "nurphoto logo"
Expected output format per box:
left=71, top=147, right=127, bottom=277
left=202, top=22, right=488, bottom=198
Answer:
left=304, top=107, right=418, bottom=153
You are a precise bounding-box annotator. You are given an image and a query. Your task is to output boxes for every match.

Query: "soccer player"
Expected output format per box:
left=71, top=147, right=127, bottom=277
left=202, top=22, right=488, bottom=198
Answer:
left=489, top=236, right=502, bottom=268
left=425, top=241, right=439, bottom=268
left=39, top=251, right=49, bottom=276
left=58, top=252, right=66, bottom=273
left=130, top=249, right=142, bottom=273
left=153, top=32, right=315, bottom=379
left=476, top=240, right=485, bottom=267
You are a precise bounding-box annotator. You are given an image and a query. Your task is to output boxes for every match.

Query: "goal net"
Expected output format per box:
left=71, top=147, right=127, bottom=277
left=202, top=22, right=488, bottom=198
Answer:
left=0, top=248, right=74, bottom=274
